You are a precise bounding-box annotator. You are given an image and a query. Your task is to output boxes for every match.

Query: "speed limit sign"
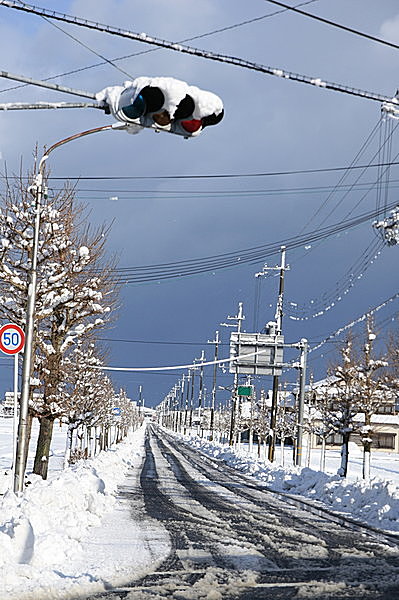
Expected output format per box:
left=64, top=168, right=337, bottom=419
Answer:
left=0, top=323, right=25, bottom=355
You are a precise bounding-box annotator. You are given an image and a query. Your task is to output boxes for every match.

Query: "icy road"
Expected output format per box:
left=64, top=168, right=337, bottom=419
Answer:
left=88, top=426, right=399, bottom=600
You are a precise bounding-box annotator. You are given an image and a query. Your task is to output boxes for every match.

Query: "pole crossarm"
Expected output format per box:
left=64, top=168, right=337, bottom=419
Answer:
left=0, top=101, right=102, bottom=110
left=0, top=69, right=97, bottom=99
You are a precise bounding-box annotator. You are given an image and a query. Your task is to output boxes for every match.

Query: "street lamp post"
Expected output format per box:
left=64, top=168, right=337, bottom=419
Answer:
left=11, top=76, right=224, bottom=493
left=13, top=123, right=121, bottom=493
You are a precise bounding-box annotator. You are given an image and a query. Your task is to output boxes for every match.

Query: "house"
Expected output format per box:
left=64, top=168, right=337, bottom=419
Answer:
left=0, top=391, right=44, bottom=417
left=306, top=377, right=399, bottom=453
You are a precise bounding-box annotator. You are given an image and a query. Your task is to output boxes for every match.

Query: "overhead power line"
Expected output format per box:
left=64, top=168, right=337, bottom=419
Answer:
left=265, top=0, right=399, bottom=52
left=46, top=179, right=399, bottom=198
left=99, top=337, right=229, bottom=347
left=11, top=160, right=399, bottom=182
left=0, top=0, right=395, bottom=105
left=94, top=295, right=399, bottom=373
left=108, top=199, right=398, bottom=284
left=309, top=291, right=399, bottom=355
left=24, top=5, right=135, bottom=80
left=0, top=0, right=319, bottom=95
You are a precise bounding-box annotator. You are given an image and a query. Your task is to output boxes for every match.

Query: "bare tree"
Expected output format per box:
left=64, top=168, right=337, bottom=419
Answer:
left=356, top=318, right=389, bottom=480
left=0, top=166, right=119, bottom=478
left=305, top=379, right=334, bottom=472
left=325, top=336, right=362, bottom=477
left=275, top=402, right=296, bottom=466
left=252, top=390, right=271, bottom=459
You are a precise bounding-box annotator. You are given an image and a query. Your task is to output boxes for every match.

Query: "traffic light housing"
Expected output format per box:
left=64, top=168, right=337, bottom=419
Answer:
left=97, top=76, right=224, bottom=138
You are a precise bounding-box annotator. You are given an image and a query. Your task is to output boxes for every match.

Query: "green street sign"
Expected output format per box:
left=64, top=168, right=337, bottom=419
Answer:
left=237, top=385, right=253, bottom=397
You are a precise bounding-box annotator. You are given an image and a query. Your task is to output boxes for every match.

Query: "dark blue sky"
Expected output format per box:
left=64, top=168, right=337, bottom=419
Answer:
left=0, top=0, right=398, bottom=406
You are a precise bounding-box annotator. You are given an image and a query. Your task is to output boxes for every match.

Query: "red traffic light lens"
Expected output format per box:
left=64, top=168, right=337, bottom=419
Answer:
left=181, top=119, right=202, bottom=133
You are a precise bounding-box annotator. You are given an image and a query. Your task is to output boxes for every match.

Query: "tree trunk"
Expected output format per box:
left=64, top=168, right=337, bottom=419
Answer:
left=280, top=438, right=285, bottom=466
left=33, top=415, right=55, bottom=479
left=338, top=431, right=350, bottom=477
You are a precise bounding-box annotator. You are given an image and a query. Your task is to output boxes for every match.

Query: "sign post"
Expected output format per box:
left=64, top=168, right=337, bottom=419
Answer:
left=0, top=324, right=25, bottom=484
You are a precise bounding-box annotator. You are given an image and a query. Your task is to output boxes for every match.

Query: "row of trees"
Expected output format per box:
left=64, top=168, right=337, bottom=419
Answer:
left=0, top=162, right=136, bottom=478
left=307, top=318, right=398, bottom=479
left=158, top=318, right=399, bottom=479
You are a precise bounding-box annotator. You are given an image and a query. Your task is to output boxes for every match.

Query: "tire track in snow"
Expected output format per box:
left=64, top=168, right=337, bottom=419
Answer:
left=84, top=425, right=399, bottom=599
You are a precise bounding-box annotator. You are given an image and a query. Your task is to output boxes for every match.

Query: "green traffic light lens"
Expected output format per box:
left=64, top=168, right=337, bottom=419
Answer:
left=121, top=93, right=146, bottom=120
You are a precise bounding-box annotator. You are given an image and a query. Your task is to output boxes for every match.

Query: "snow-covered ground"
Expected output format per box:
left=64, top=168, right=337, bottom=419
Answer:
left=175, top=431, right=399, bottom=534
left=2, top=417, right=399, bottom=599
left=0, top=419, right=170, bottom=600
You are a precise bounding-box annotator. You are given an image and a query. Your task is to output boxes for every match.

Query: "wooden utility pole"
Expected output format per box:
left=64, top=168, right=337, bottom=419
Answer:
left=208, top=330, right=220, bottom=441
left=268, top=246, right=287, bottom=462
left=223, top=302, right=245, bottom=446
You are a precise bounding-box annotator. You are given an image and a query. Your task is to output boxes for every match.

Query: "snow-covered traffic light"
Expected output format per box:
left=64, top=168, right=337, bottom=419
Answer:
left=96, top=76, right=224, bottom=138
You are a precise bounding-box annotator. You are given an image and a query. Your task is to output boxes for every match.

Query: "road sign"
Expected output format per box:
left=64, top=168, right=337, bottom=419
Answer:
left=230, top=331, right=284, bottom=376
left=0, top=323, right=25, bottom=355
left=237, top=385, right=254, bottom=397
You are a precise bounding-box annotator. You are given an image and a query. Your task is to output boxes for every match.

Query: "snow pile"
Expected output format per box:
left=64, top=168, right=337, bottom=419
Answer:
left=0, top=424, right=170, bottom=600
left=0, top=446, right=127, bottom=567
left=177, top=434, right=399, bottom=534
left=97, top=76, right=223, bottom=125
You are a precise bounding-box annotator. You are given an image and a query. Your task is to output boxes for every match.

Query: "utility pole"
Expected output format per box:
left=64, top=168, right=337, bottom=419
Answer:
left=138, top=385, right=143, bottom=417
left=184, top=370, right=190, bottom=435
left=174, top=383, right=180, bottom=432
left=295, top=339, right=308, bottom=467
left=268, top=246, right=287, bottom=461
left=197, top=350, right=205, bottom=436
left=208, top=330, right=220, bottom=441
left=189, top=366, right=195, bottom=429
left=221, top=302, right=245, bottom=446
left=179, top=376, right=186, bottom=432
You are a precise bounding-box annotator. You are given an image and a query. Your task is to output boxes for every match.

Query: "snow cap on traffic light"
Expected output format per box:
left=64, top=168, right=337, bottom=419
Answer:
left=96, top=76, right=224, bottom=137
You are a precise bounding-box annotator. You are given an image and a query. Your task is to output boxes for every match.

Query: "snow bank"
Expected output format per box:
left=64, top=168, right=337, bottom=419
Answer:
left=177, top=434, right=399, bottom=534
left=0, top=424, right=170, bottom=600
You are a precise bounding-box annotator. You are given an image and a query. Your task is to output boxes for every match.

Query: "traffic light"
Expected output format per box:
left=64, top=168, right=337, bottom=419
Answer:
left=97, top=76, right=224, bottom=138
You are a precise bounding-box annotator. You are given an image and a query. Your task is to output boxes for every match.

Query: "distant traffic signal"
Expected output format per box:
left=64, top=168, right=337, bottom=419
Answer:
left=97, top=76, right=224, bottom=138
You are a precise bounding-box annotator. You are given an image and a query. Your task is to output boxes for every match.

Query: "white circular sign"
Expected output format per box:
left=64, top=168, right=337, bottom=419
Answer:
left=0, top=323, right=25, bottom=355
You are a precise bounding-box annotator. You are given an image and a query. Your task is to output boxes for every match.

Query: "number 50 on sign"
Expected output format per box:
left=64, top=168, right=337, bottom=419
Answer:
left=0, top=324, right=25, bottom=355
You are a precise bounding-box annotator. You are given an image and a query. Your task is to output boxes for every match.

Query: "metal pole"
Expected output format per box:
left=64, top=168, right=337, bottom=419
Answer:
left=180, top=376, right=185, bottom=432
left=14, top=169, right=44, bottom=493
left=295, top=339, right=308, bottom=467
left=189, top=368, right=195, bottom=428
left=198, top=351, right=205, bottom=436
left=13, top=124, right=114, bottom=493
left=184, top=371, right=190, bottom=434
left=209, top=331, right=219, bottom=441
left=229, top=302, right=244, bottom=446
left=12, top=353, right=19, bottom=475
left=138, top=385, right=143, bottom=417
left=268, top=246, right=286, bottom=462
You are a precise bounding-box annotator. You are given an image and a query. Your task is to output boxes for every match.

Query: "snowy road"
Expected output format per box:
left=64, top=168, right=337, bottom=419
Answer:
left=88, top=426, right=399, bottom=599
